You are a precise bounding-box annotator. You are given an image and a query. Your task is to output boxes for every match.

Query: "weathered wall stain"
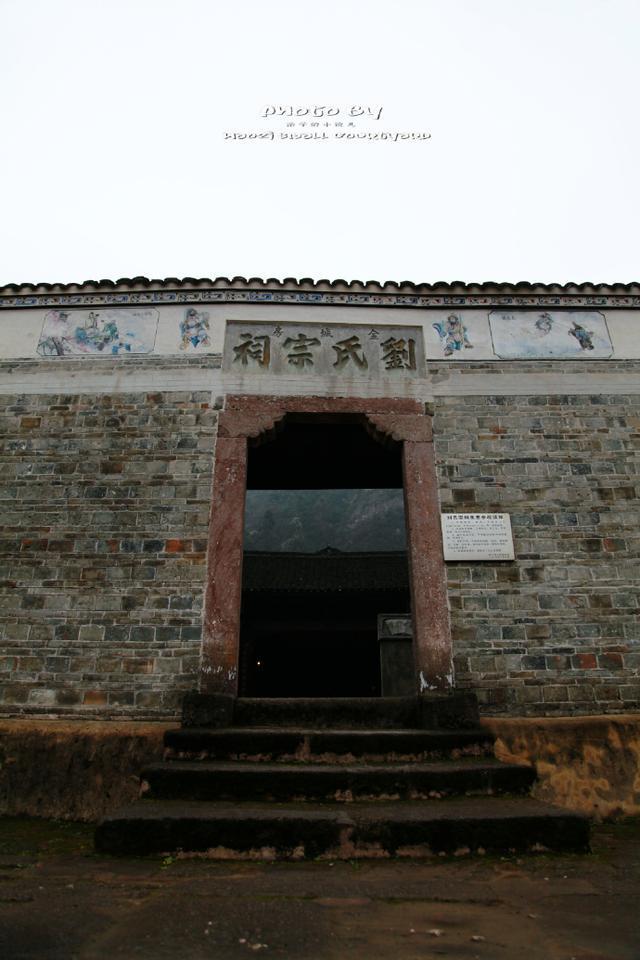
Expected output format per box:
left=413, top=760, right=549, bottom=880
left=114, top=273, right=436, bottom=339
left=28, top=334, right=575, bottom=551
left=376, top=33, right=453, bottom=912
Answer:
left=0, top=720, right=175, bottom=820
left=484, top=715, right=640, bottom=819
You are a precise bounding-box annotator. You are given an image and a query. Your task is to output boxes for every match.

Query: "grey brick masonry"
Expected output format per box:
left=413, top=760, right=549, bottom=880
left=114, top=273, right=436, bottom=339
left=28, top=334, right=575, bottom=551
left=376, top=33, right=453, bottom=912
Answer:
left=1, top=357, right=639, bottom=718
left=432, top=361, right=640, bottom=716
left=0, top=385, right=218, bottom=717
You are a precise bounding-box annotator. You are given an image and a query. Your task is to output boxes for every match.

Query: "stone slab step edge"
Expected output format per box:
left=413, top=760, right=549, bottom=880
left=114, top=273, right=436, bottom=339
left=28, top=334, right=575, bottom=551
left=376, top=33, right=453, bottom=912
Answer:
left=141, top=758, right=536, bottom=801
left=95, top=797, right=590, bottom=858
left=182, top=693, right=481, bottom=730
left=164, top=727, right=495, bottom=762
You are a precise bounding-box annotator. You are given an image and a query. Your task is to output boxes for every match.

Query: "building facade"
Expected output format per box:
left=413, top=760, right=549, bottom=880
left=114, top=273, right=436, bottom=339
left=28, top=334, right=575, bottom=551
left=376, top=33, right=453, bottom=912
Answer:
left=1, top=277, right=639, bottom=722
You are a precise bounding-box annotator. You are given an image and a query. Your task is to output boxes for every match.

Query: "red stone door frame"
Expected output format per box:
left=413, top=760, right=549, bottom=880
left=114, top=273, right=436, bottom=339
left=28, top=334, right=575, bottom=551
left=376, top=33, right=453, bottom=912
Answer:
left=201, top=395, right=452, bottom=696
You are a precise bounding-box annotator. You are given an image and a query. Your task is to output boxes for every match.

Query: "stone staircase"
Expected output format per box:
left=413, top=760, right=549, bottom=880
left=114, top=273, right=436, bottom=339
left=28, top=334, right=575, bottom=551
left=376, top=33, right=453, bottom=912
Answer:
left=95, top=694, right=590, bottom=858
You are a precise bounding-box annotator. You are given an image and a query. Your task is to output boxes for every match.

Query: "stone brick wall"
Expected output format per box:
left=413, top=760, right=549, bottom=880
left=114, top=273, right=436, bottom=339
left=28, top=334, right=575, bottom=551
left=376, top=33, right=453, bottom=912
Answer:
left=2, top=353, right=640, bottom=720
left=0, top=384, right=218, bottom=717
left=432, top=361, right=640, bottom=716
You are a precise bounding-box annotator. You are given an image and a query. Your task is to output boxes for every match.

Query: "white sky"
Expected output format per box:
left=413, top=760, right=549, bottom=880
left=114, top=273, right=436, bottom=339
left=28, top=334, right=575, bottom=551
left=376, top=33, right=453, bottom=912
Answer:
left=1, top=0, right=639, bottom=285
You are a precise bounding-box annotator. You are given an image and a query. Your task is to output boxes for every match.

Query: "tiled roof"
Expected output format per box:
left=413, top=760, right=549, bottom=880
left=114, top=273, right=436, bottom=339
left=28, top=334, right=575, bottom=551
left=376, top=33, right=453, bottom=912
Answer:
left=1, top=276, right=639, bottom=295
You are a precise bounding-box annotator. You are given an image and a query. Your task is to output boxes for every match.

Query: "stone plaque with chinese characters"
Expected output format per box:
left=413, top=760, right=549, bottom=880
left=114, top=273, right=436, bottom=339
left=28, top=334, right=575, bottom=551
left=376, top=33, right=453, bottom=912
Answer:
left=441, top=513, right=515, bottom=562
left=223, top=321, right=425, bottom=378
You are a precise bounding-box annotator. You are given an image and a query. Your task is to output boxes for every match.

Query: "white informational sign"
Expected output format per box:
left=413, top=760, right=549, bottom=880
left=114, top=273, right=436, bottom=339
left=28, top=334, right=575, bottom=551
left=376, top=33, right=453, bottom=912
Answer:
left=441, top=513, right=515, bottom=562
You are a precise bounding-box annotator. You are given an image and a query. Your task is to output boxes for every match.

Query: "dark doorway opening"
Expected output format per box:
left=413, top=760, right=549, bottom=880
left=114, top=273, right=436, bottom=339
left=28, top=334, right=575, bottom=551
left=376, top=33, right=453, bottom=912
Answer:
left=239, top=415, right=412, bottom=697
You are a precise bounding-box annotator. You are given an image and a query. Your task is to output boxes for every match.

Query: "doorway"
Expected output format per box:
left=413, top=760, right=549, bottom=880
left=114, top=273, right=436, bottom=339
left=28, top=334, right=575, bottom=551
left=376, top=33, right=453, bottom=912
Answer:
left=238, top=415, right=412, bottom=697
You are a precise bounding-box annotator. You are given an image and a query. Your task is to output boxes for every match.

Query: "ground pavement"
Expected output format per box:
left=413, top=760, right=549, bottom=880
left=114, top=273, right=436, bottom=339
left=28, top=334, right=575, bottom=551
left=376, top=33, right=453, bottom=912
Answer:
left=0, top=817, right=638, bottom=959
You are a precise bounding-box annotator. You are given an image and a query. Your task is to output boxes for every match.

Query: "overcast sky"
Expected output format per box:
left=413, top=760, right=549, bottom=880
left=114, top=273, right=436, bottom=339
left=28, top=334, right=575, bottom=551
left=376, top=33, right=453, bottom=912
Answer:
left=1, top=0, right=639, bottom=286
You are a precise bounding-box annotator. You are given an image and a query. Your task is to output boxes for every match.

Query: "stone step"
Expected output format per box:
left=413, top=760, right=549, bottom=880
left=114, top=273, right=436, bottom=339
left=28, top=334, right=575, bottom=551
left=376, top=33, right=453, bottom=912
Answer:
left=141, top=758, right=535, bottom=802
left=182, top=693, right=480, bottom=730
left=164, top=727, right=495, bottom=763
left=95, top=797, right=590, bottom=858
left=232, top=697, right=426, bottom=729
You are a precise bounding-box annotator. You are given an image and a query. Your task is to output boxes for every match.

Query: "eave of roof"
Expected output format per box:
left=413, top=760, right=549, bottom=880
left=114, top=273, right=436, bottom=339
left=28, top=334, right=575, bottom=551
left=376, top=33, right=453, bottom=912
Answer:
left=1, top=276, right=639, bottom=296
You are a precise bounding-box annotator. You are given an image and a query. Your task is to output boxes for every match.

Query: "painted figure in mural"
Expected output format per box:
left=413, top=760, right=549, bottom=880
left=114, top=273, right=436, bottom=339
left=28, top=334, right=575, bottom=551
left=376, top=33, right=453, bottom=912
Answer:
left=180, top=308, right=211, bottom=350
left=36, top=310, right=71, bottom=356
left=569, top=321, right=595, bottom=351
left=432, top=314, right=473, bottom=357
left=73, top=311, right=131, bottom=354
left=73, top=311, right=119, bottom=351
left=534, top=312, right=553, bottom=335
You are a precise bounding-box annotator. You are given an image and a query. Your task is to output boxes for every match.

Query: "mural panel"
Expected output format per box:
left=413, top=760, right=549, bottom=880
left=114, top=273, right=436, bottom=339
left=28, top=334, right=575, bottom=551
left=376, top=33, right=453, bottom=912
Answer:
left=179, top=308, right=211, bottom=350
left=489, top=310, right=612, bottom=360
left=431, top=314, right=474, bottom=357
left=37, top=308, right=158, bottom=357
left=424, top=310, right=494, bottom=361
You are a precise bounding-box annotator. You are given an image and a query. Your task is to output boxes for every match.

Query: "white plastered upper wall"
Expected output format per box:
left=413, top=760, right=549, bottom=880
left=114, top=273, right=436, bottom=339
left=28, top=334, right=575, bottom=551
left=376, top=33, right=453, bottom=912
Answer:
left=1, top=302, right=640, bottom=361
left=1, top=300, right=640, bottom=400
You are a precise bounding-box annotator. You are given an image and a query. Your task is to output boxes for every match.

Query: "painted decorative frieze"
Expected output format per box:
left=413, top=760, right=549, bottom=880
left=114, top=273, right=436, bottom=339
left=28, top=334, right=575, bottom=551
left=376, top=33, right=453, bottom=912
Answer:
left=223, top=320, right=425, bottom=378
left=3, top=289, right=640, bottom=310
left=0, top=301, right=635, bottom=364
left=37, top=308, right=158, bottom=357
left=489, top=310, right=612, bottom=360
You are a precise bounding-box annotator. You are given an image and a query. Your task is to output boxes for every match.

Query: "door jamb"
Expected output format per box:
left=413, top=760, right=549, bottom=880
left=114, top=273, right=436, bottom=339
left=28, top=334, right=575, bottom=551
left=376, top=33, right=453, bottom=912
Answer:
left=200, top=395, right=453, bottom=696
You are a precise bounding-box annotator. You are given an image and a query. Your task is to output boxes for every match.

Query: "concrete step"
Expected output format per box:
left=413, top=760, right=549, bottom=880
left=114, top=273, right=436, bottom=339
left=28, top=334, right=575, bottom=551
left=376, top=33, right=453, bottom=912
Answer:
left=164, top=727, right=495, bottom=763
left=95, top=797, right=590, bottom=858
left=182, top=693, right=480, bottom=730
left=141, top=758, right=535, bottom=802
